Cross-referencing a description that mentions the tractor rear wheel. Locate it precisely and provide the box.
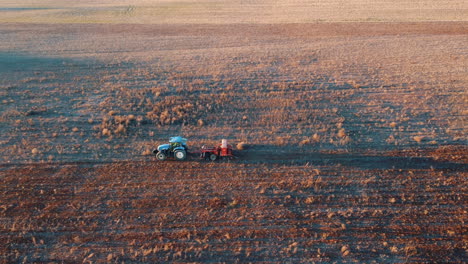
[156,152,166,161]
[175,150,187,161]
[209,153,217,161]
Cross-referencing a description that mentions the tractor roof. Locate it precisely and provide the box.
[169,136,187,144]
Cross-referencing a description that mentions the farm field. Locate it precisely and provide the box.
[1,0,467,24]
[1,1,467,262]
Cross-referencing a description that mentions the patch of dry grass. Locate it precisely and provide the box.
[0,22,466,164]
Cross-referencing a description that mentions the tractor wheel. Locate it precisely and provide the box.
[174,150,187,161]
[209,153,217,161]
[156,152,166,161]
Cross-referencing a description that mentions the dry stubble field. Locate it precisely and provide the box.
[1,1,467,263]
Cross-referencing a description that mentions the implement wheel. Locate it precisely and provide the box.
[209,153,217,161]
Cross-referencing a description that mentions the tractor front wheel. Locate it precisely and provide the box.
[156,152,166,161]
[174,150,187,161]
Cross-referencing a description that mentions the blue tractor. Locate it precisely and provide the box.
[153,136,188,161]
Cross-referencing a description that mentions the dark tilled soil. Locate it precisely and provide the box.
[1,154,467,263]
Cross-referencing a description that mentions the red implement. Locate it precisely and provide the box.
[200,139,235,161]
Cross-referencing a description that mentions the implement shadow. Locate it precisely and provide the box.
[236,144,467,171]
